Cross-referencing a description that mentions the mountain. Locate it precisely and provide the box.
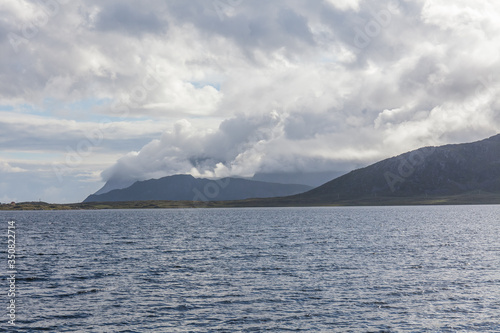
[250,171,347,187]
[83,175,312,203]
[92,177,136,196]
[287,134,500,205]
[93,171,348,197]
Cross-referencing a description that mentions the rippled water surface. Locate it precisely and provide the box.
[2,206,500,332]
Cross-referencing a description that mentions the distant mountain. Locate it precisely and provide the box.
[93,171,348,197]
[83,175,312,203]
[92,177,136,196]
[250,170,347,187]
[288,134,500,204]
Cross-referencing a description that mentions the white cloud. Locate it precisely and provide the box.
[0,111,170,150]
[324,0,361,12]
[0,162,25,173]
[421,1,500,32]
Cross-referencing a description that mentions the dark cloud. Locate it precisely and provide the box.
[284,112,340,140]
[164,0,317,59]
[94,2,167,36]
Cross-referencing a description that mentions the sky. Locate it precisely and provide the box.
[1,0,500,203]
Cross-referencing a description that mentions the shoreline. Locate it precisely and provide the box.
[2,192,500,210]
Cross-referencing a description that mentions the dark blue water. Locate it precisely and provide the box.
[2,206,500,332]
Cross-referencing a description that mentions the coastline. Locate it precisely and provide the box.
[2,191,500,210]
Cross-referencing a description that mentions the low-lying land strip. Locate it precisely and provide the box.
[2,191,500,210]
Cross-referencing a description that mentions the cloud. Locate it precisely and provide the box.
[324,0,361,12]
[94,2,167,36]
[2,0,500,202]
[100,111,385,185]
[0,161,25,173]
[0,111,168,152]
[101,112,286,182]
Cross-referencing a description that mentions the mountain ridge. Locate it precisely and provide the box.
[286,133,500,204]
[83,175,312,203]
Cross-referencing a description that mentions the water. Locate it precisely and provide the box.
[2,206,500,332]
